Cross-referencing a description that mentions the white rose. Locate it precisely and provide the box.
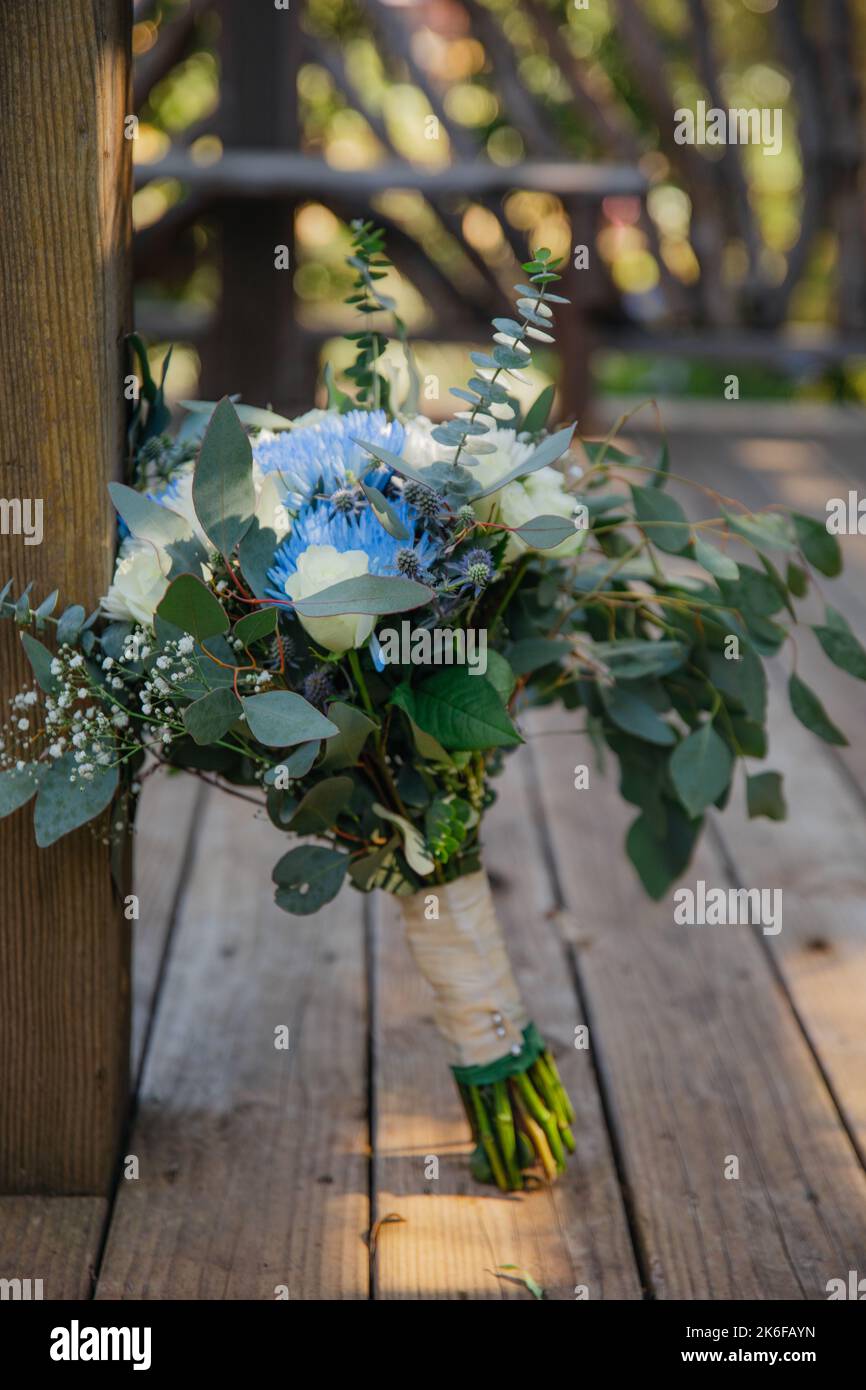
[101,539,170,626]
[284,544,374,653]
[497,466,586,561]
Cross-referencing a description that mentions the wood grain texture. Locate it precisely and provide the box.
[0,0,132,1193]
[529,707,866,1298]
[0,1196,106,1299]
[372,749,642,1301]
[95,789,370,1300]
[0,767,202,1296]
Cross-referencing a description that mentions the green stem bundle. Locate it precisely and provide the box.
[460,1051,576,1192]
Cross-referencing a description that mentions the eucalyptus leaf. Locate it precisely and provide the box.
[21,633,59,692]
[34,755,118,847]
[238,518,279,599]
[669,722,733,818]
[242,691,339,748]
[234,605,279,648]
[812,608,866,680]
[287,776,354,834]
[318,701,377,771]
[692,536,739,581]
[182,687,242,745]
[192,396,255,557]
[602,686,676,746]
[292,574,433,618]
[793,512,841,577]
[180,398,293,430]
[630,485,690,554]
[361,481,410,540]
[472,426,576,501]
[156,574,229,641]
[511,514,577,550]
[0,763,45,818]
[272,845,349,915]
[723,509,794,553]
[746,771,787,821]
[788,672,847,746]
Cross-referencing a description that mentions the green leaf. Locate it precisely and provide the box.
[483,650,516,706]
[272,845,349,915]
[626,804,700,900]
[593,639,687,680]
[242,691,339,748]
[601,686,675,746]
[391,670,522,751]
[630,485,690,554]
[109,482,198,554]
[322,362,353,412]
[291,574,433,618]
[510,514,577,550]
[472,426,576,500]
[349,835,399,891]
[182,687,242,745]
[793,512,842,577]
[723,509,794,552]
[406,715,452,765]
[192,396,255,557]
[704,648,766,723]
[56,604,86,646]
[238,518,278,599]
[786,561,808,598]
[287,776,354,834]
[521,384,555,434]
[234,605,279,649]
[373,802,436,875]
[505,637,570,674]
[812,607,866,680]
[746,771,786,821]
[495,1266,545,1301]
[20,633,58,692]
[0,763,44,818]
[361,481,410,540]
[788,672,847,746]
[180,398,294,431]
[33,755,118,847]
[156,574,229,642]
[669,722,734,817]
[648,439,671,488]
[318,701,377,771]
[352,437,439,490]
[692,536,739,581]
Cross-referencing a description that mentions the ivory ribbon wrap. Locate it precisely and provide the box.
[398,869,529,1069]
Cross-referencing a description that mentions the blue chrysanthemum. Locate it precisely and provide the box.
[254,410,403,511]
[266,499,441,602]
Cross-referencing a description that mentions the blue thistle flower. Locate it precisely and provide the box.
[266,499,442,602]
[454,547,495,595]
[254,410,403,512]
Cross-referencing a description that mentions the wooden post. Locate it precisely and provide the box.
[0,1,132,1193]
[200,1,316,414]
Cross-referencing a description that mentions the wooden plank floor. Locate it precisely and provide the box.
[1,411,865,1300]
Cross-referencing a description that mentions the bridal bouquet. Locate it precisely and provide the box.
[1,224,860,1191]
